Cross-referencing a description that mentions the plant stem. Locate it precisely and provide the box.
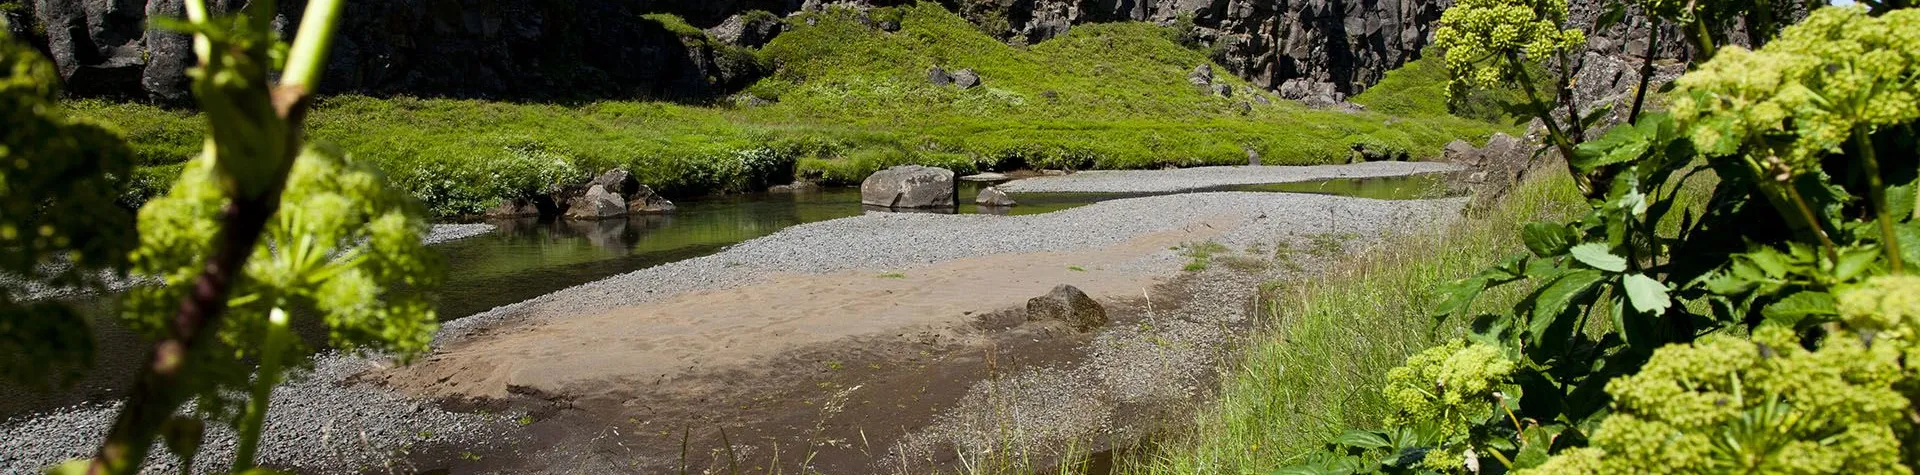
[1857,127,1904,273]
[86,0,341,472]
[280,0,345,91]
[231,308,292,470]
[1627,18,1662,124]
[1508,53,1587,194]
[1784,180,1841,263]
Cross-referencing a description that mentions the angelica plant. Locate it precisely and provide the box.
[1433,0,1588,179]
[5,0,448,473]
[1380,340,1516,471]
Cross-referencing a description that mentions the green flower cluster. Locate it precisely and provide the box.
[1520,326,1910,474]
[1669,7,1920,174]
[127,143,442,387]
[1432,0,1587,92]
[1382,340,1516,470]
[1839,275,1920,378]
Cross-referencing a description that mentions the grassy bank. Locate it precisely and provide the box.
[71,3,1514,218]
[1138,173,1585,474]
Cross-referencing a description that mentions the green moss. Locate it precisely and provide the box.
[641,13,706,39]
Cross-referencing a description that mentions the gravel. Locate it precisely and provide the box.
[422,224,495,245]
[997,162,1464,193]
[2,168,1463,473]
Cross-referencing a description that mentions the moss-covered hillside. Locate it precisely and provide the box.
[75,3,1514,218]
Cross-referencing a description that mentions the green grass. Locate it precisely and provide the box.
[1139,172,1586,474]
[69,3,1516,218]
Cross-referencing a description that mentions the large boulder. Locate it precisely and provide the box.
[861,165,956,209]
[1026,284,1107,332]
[588,168,640,195]
[1449,133,1535,215]
[564,185,628,220]
[705,11,783,48]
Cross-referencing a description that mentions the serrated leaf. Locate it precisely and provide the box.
[1432,276,1489,320]
[1529,270,1606,343]
[1334,430,1392,450]
[1761,291,1838,327]
[1621,273,1671,314]
[1522,222,1575,257]
[1513,425,1560,468]
[1569,243,1627,272]
[1833,245,1880,282]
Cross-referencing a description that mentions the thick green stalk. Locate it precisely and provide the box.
[231,308,293,471]
[281,0,346,92]
[85,0,343,472]
[1508,53,1588,195]
[1856,127,1904,273]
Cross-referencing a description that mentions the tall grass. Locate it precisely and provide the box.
[1138,172,1586,474]
[69,3,1515,218]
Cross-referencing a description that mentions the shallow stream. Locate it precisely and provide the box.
[0,173,1450,419]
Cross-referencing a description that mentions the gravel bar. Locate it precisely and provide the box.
[997,161,1464,193]
[2,165,1462,473]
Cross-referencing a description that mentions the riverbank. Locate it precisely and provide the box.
[0,164,1471,474]
[70,3,1514,218]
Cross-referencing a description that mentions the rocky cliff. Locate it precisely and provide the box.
[8,0,1791,106]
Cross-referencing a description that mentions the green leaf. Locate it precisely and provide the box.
[1333,430,1392,450]
[1432,276,1489,319]
[1529,270,1606,342]
[1513,425,1561,468]
[1569,243,1627,272]
[43,460,89,475]
[1833,245,1880,282]
[1761,291,1838,327]
[1621,273,1671,314]
[1522,222,1575,257]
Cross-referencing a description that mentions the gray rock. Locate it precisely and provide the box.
[861,165,956,209]
[1026,284,1107,332]
[1443,140,1480,165]
[627,184,677,214]
[1247,148,1262,166]
[975,186,1016,207]
[706,11,783,48]
[952,68,981,89]
[565,185,628,220]
[1210,83,1232,98]
[768,181,822,193]
[1187,64,1213,86]
[959,172,1009,182]
[589,168,639,196]
[929,66,953,87]
[1252,94,1271,106]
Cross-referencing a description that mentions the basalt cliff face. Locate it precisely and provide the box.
[7,0,1786,106]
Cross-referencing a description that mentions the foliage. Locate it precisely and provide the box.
[1269,5,1920,475]
[3,0,443,472]
[77,3,1514,217]
[0,27,137,387]
[1143,172,1586,474]
[1519,326,1910,474]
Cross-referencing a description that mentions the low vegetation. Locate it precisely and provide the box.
[1146,3,1920,474]
[71,3,1514,217]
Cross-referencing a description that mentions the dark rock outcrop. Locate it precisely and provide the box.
[626,184,677,214]
[1026,284,1107,332]
[861,165,956,209]
[26,0,791,102]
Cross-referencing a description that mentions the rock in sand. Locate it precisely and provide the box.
[1027,284,1107,332]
